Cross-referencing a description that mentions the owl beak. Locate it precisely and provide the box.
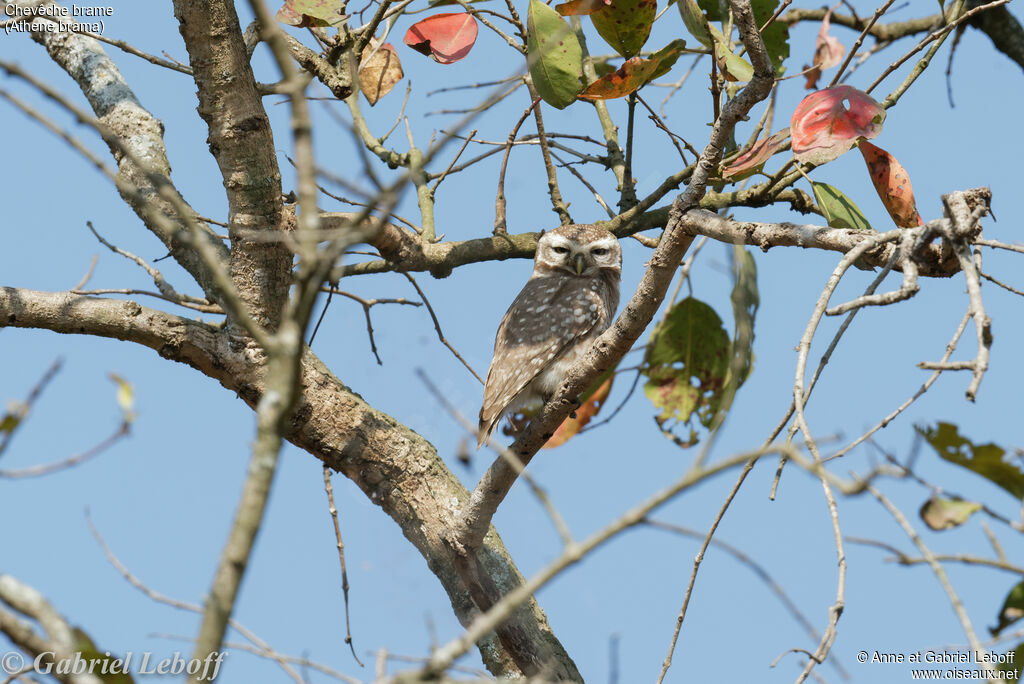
[573,254,586,275]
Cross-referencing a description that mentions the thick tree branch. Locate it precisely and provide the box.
[333,206,965,282]
[453,0,777,577]
[0,574,102,684]
[173,0,292,330]
[782,3,1024,75]
[2,1,229,300]
[0,288,577,679]
[967,0,1024,71]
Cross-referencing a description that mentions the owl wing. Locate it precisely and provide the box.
[478,276,604,446]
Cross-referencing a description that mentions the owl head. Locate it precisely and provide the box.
[533,224,622,278]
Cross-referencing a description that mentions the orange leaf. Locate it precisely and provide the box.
[543,376,614,448]
[722,128,789,180]
[790,85,884,166]
[403,13,478,64]
[859,141,923,228]
[359,40,404,106]
[554,0,610,16]
[578,40,684,100]
[804,6,845,90]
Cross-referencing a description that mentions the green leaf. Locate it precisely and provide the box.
[919,497,982,531]
[0,405,24,433]
[918,422,1024,500]
[73,627,135,684]
[677,0,711,47]
[697,0,727,20]
[751,0,788,73]
[992,583,1024,637]
[760,19,789,74]
[707,24,753,82]
[527,0,584,109]
[812,182,873,231]
[591,0,657,58]
[729,245,758,387]
[642,297,731,438]
[997,643,1022,681]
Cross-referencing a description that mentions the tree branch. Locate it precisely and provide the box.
[172,0,292,330]
[0,288,577,679]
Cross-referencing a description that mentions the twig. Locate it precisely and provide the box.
[525,81,572,225]
[0,422,129,479]
[0,359,62,460]
[551,151,614,218]
[73,254,99,290]
[866,485,986,657]
[416,369,573,546]
[323,466,363,666]
[495,98,541,234]
[828,0,898,87]
[84,511,306,684]
[431,129,477,192]
[980,270,1024,298]
[421,448,773,677]
[825,312,971,462]
[401,273,484,385]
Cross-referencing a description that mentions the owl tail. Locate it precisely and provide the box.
[476,413,498,450]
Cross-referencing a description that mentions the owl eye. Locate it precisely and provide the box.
[591,247,609,256]
[552,246,570,254]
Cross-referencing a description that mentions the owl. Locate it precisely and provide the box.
[477,224,622,448]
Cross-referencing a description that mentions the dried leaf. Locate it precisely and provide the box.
[858,141,923,228]
[554,0,610,16]
[543,374,614,448]
[527,0,584,109]
[359,40,403,105]
[790,85,885,166]
[275,0,346,27]
[109,372,136,425]
[590,0,657,58]
[804,6,845,90]
[403,12,478,64]
[722,128,789,180]
[919,497,982,531]
[578,39,685,100]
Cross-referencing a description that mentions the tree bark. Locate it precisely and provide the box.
[0,287,582,680]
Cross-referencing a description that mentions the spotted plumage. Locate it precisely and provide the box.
[477,224,622,448]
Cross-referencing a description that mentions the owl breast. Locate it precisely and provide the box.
[477,224,622,448]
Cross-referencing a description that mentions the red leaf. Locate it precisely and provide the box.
[543,376,614,448]
[722,128,789,180]
[790,85,885,166]
[403,13,478,64]
[554,0,610,16]
[859,141,923,228]
[804,6,845,90]
[578,39,684,100]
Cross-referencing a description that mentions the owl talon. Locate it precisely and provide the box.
[565,395,581,419]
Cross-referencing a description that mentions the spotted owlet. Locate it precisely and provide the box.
[477,224,622,448]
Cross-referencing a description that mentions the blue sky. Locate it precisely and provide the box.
[2,1,1023,682]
